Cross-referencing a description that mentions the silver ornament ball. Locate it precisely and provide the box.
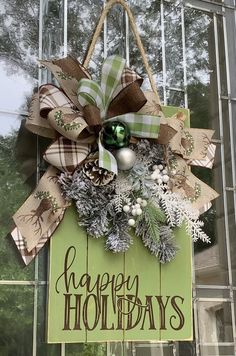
[115,147,136,170]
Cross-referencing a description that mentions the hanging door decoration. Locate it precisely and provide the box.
[11,0,218,343]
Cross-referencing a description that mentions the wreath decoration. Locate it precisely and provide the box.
[11,53,219,265]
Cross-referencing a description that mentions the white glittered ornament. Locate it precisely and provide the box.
[115,147,136,170]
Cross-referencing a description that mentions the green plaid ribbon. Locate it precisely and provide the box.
[106,114,160,138]
[77,55,161,174]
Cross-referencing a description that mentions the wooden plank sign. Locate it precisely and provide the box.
[47,106,193,343]
[47,209,192,343]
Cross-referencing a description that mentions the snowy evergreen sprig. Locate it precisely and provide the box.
[158,226,178,263]
[154,191,209,243]
[105,213,133,252]
[58,139,211,264]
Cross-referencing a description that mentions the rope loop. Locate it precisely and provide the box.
[83,0,160,103]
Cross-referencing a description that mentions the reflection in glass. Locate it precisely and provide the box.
[129,0,162,90]
[0,1,38,112]
[0,286,34,355]
[164,2,184,88]
[167,90,184,107]
[183,9,234,286]
[0,117,35,279]
[66,342,106,356]
[196,287,230,299]
[42,0,64,59]
[37,286,61,355]
[68,0,103,77]
[197,301,233,343]
[132,342,174,356]
[200,345,235,356]
[185,9,212,91]
[106,5,125,57]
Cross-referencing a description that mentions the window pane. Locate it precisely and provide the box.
[196,301,233,343]
[184,9,234,286]
[0,1,38,112]
[200,345,235,356]
[37,286,61,355]
[0,286,34,355]
[68,0,103,78]
[66,342,106,355]
[164,2,184,88]
[0,115,35,279]
[42,0,64,59]
[129,0,162,91]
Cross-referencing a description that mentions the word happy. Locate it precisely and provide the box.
[55,246,185,332]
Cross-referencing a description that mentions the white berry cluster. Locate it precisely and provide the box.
[123,197,147,227]
[150,164,170,185]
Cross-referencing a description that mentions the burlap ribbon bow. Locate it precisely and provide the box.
[11,56,218,265]
[11,55,162,263]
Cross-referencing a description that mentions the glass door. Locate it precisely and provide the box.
[1,0,236,355]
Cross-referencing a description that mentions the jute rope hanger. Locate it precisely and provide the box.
[83,0,161,104]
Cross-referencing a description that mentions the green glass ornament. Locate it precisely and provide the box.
[102,121,131,149]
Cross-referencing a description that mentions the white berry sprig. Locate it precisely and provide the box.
[123,197,148,227]
[150,164,170,185]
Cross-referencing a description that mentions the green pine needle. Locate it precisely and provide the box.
[148,201,166,224]
[142,201,167,243]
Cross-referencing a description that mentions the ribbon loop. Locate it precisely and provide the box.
[77,78,104,112]
[107,81,147,118]
[26,92,56,138]
[41,57,89,109]
[52,55,91,81]
[100,55,126,114]
[47,107,89,142]
[26,84,75,139]
[98,135,118,174]
[83,105,102,129]
[44,137,91,173]
[39,84,74,118]
[112,67,143,99]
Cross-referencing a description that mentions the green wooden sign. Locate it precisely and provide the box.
[47,207,192,343]
[47,105,192,343]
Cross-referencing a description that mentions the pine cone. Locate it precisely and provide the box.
[83,159,115,186]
